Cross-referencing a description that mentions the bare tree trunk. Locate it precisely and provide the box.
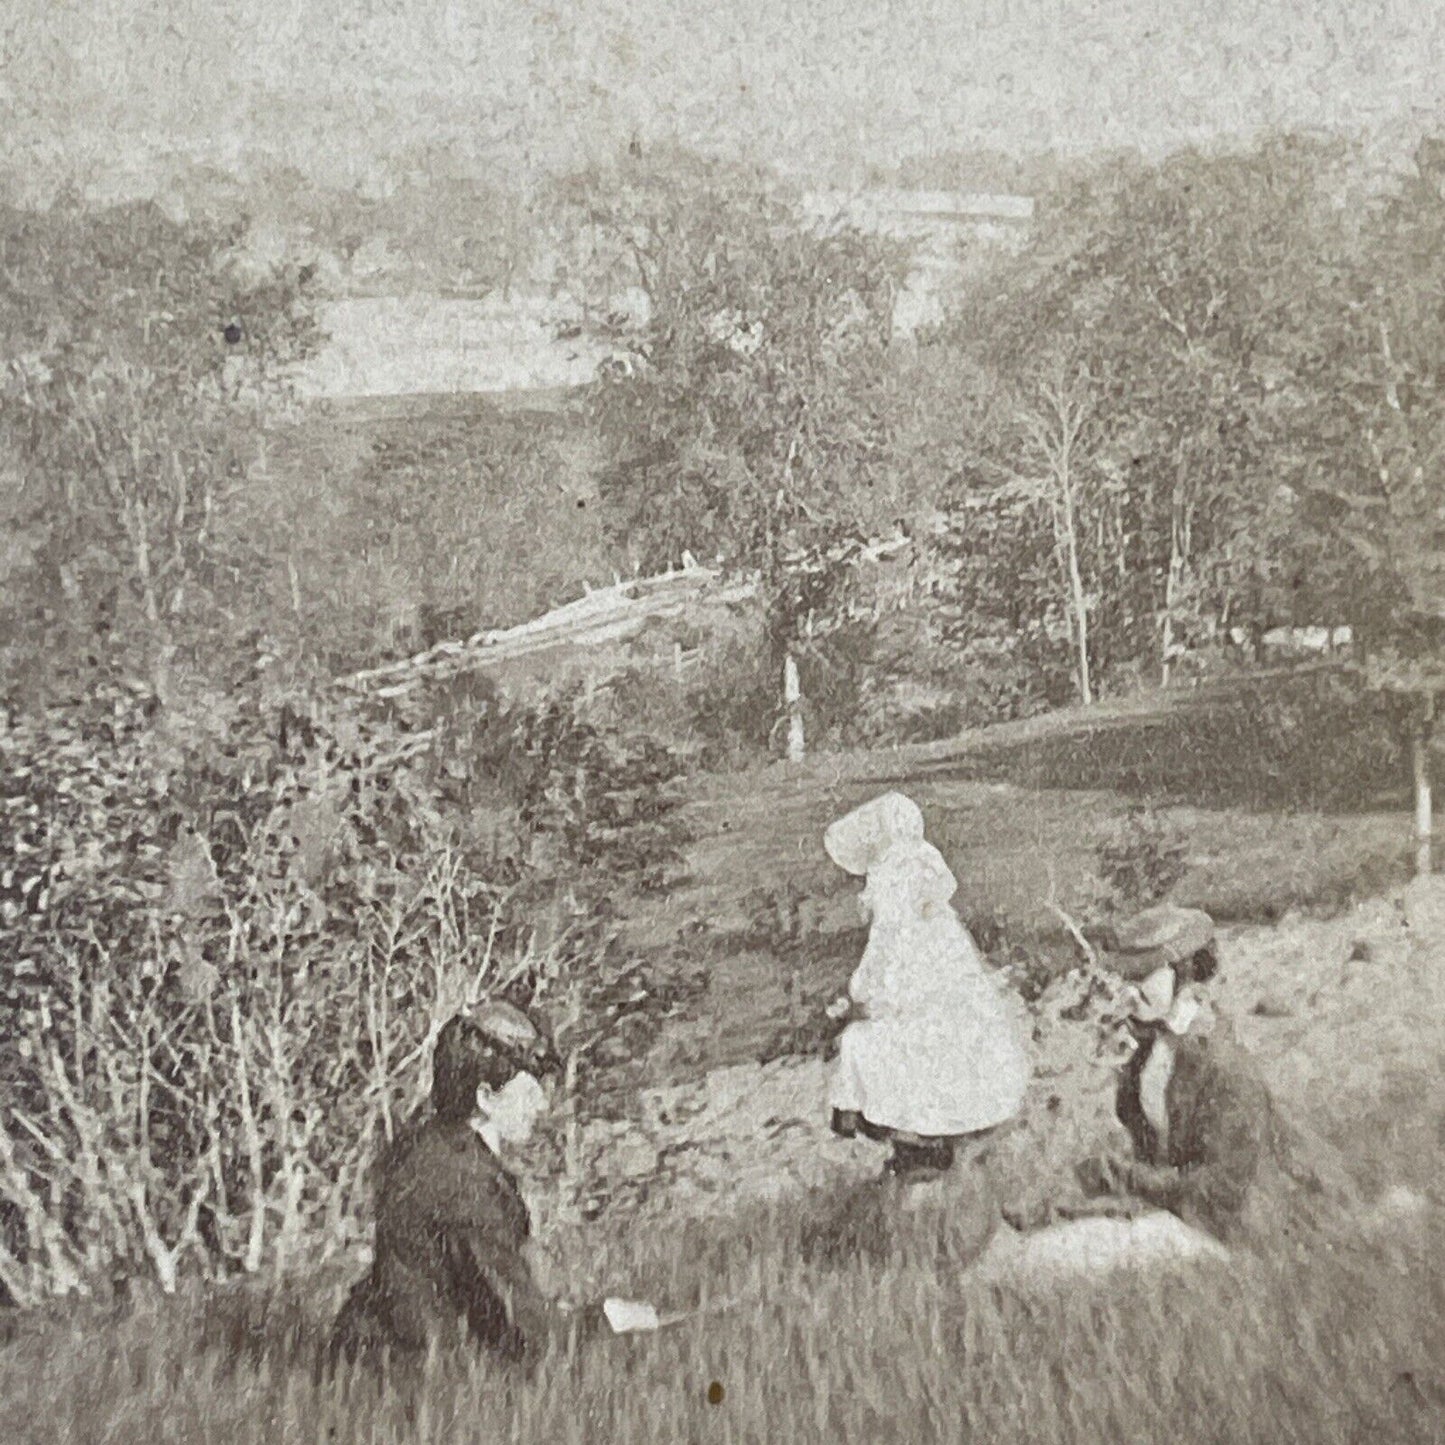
[784,653,805,761]
[1051,417,1092,708]
[1062,502,1093,707]
[1023,362,1097,708]
[287,551,303,619]
[1161,517,1182,688]
[1160,456,1191,689]
[1161,568,1177,689]
[1413,695,1435,877]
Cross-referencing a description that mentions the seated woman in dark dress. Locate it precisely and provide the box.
[328,1003,601,1374]
[1077,906,1358,1247]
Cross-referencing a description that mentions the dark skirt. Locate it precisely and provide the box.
[834,1107,1003,1176]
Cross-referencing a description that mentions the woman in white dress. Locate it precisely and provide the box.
[824,792,1032,1178]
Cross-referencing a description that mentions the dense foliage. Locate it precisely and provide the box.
[924,137,1357,704]
[260,406,619,672]
[909,135,1445,852]
[0,197,696,1300]
[0,199,320,702]
[576,151,909,722]
[0,668,689,1302]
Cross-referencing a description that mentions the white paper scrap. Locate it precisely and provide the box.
[603,1297,662,1334]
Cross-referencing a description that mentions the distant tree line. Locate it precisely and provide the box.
[573,133,1445,857]
[7,136,1442,797]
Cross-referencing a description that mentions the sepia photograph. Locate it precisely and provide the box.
[3,2,1445,1440]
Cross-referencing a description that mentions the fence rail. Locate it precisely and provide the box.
[335,537,911,701]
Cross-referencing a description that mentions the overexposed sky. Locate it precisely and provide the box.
[5,0,1445,183]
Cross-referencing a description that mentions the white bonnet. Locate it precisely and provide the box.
[823,792,926,876]
[864,837,959,914]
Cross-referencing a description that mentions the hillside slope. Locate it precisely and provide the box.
[622,670,1423,1085]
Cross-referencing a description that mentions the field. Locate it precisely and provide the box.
[6,667,1445,1443]
[4,1187,1445,1445]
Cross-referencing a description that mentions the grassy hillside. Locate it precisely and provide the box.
[4,659,1443,1444]
[608,668,1421,1089]
[6,874,1445,1445]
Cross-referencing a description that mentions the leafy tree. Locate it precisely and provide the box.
[0,199,320,703]
[901,348,1073,718]
[1000,357,1117,706]
[939,138,1353,694]
[1282,138,1445,872]
[930,345,1128,709]
[1057,137,1353,681]
[576,150,909,743]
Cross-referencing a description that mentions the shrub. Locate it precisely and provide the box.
[506,694,690,898]
[1094,805,1189,914]
[0,668,692,1304]
[0,195,699,1306]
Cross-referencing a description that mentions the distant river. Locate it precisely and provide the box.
[294,294,622,400]
[292,200,1021,401]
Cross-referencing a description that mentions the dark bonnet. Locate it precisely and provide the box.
[431,1003,560,1119]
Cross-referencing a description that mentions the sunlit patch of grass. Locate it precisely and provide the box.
[7,1190,1443,1445]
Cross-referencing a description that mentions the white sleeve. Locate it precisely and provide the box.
[848,936,894,1014]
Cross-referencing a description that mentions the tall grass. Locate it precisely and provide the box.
[5,1185,1441,1445]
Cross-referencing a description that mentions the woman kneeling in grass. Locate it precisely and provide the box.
[1076,906,1369,1250]
[328,1003,603,1376]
